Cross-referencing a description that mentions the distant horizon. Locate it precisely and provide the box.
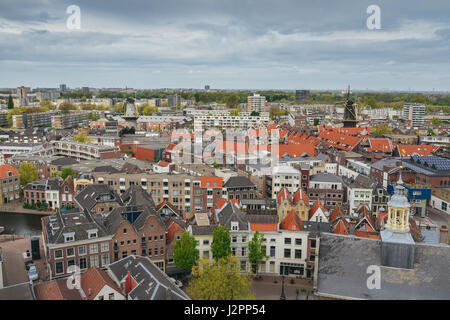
[1,85,449,94]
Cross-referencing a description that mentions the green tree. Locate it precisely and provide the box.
[7,94,14,109]
[229,108,241,116]
[59,102,77,114]
[61,168,74,180]
[173,231,199,272]
[372,124,392,137]
[226,93,239,107]
[427,128,437,136]
[40,99,54,111]
[430,117,443,125]
[313,118,320,126]
[248,231,268,277]
[367,97,378,108]
[410,95,427,104]
[18,162,38,186]
[187,256,254,300]
[250,111,260,116]
[73,132,93,143]
[211,225,232,261]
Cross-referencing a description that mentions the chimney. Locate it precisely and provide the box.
[439,225,448,245]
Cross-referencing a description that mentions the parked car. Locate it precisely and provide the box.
[25,260,34,271]
[28,264,39,281]
[169,277,183,288]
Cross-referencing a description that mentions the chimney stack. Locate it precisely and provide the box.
[439,225,448,245]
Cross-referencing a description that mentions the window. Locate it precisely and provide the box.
[79,257,87,270]
[232,236,237,243]
[55,262,64,275]
[442,202,448,211]
[160,235,164,240]
[284,249,291,258]
[232,247,236,255]
[310,239,316,248]
[241,247,246,257]
[160,247,164,255]
[133,239,137,244]
[54,249,63,259]
[90,255,99,267]
[240,260,247,271]
[66,248,75,257]
[101,242,109,252]
[295,249,302,259]
[127,240,131,245]
[241,236,246,243]
[78,246,86,256]
[295,238,302,246]
[123,228,127,234]
[231,222,239,231]
[203,250,209,259]
[203,240,209,245]
[148,248,152,256]
[109,293,115,300]
[67,260,75,268]
[284,238,291,245]
[270,246,275,257]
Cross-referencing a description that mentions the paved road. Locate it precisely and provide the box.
[250,275,315,300]
[0,235,47,287]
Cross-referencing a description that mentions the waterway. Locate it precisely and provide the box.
[0,211,46,236]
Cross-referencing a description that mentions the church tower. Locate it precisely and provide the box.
[385,173,411,233]
[380,170,415,269]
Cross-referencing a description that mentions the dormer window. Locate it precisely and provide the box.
[88,229,98,239]
[64,232,75,243]
[231,222,239,231]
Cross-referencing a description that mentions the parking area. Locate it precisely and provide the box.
[0,235,48,286]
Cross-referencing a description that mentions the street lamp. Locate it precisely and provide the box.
[280,274,286,300]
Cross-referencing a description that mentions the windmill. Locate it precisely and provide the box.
[335,85,359,128]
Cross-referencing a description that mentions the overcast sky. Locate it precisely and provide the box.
[0,0,449,91]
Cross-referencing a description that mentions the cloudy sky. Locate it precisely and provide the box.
[0,0,449,91]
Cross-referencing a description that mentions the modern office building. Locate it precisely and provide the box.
[247,93,266,113]
[168,94,181,107]
[295,90,310,101]
[403,103,426,127]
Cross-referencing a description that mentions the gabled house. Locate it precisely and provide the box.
[107,255,190,300]
[308,200,329,223]
[277,187,309,222]
[74,184,123,216]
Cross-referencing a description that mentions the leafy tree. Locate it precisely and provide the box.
[40,99,54,111]
[313,118,320,126]
[248,231,268,277]
[410,95,427,104]
[229,108,241,116]
[211,225,232,261]
[7,94,14,109]
[250,111,260,116]
[18,162,38,186]
[73,132,93,143]
[226,93,239,107]
[187,256,254,300]
[367,97,377,108]
[372,124,392,137]
[173,231,199,271]
[61,168,74,180]
[427,128,436,136]
[430,117,443,125]
[59,102,77,114]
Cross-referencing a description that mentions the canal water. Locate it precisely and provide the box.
[0,212,46,236]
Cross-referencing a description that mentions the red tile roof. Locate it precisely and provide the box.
[200,176,223,188]
[329,206,345,222]
[280,209,303,231]
[396,144,439,157]
[270,144,317,158]
[367,138,394,153]
[215,198,228,210]
[249,223,278,231]
[309,199,327,220]
[332,219,349,235]
[292,189,309,205]
[318,131,362,151]
[81,267,122,300]
[0,164,18,178]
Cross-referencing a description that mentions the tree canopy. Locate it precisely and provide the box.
[18,162,38,186]
[372,124,393,137]
[61,168,74,180]
[211,225,232,261]
[187,256,254,300]
[173,231,199,271]
[248,230,267,276]
[73,132,93,143]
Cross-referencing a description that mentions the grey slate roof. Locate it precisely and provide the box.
[74,184,122,212]
[247,214,279,224]
[50,157,79,166]
[120,185,156,209]
[316,233,450,300]
[43,208,109,245]
[217,202,248,231]
[309,173,343,183]
[224,176,256,188]
[107,255,190,300]
[190,225,217,236]
[0,281,34,300]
